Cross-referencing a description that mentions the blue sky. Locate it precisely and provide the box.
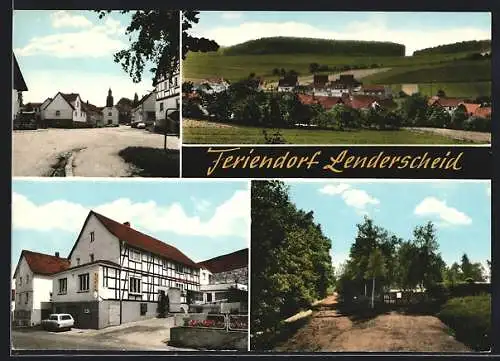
[284,180,491,274]
[13,10,155,104]
[190,11,491,56]
[12,180,250,276]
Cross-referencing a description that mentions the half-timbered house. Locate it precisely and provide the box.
[50,210,200,329]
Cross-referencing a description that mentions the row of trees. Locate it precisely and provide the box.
[309,62,382,74]
[251,181,334,348]
[183,75,491,132]
[336,217,488,308]
[413,40,491,56]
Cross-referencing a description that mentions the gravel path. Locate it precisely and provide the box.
[13,126,180,177]
[405,127,491,144]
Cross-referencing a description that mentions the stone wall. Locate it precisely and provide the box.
[211,267,248,285]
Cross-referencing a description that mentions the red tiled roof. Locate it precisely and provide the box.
[350,95,378,109]
[19,250,70,276]
[315,96,344,110]
[362,85,385,92]
[298,93,316,105]
[92,211,199,268]
[460,103,481,115]
[429,97,465,108]
[474,106,491,118]
[198,248,248,274]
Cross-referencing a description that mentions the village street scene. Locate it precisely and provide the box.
[182,11,491,144]
[11,180,249,351]
[251,180,491,352]
[12,10,181,177]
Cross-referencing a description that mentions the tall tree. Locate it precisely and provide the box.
[133,93,139,106]
[412,221,445,289]
[365,248,386,309]
[96,11,218,84]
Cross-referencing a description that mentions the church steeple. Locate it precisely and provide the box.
[106,88,114,107]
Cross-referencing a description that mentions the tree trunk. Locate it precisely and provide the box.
[364,282,367,297]
[371,277,375,309]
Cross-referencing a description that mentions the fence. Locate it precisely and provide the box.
[183,313,248,332]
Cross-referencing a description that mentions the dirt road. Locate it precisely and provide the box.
[405,127,490,144]
[13,126,180,177]
[275,294,470,352]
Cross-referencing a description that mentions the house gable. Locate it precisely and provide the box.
[67,212,120,267]
[43,93,76,120]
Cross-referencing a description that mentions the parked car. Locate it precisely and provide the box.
[41,313,74,331]
[136,122,146,129]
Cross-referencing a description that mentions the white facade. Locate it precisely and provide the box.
[54,213,200,306]
[155,71,180,122]
[102,106,119,126]
[200,267,212,286]
[200,283,248,304]
[12,90,19,120]
[39,98,52,120]
[43,93,87,123]
[277,86,295,92]
[131,92,156,125]
[13,257,53,326]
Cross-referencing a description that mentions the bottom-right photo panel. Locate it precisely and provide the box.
[250,180,491,353]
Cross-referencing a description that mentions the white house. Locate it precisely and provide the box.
[101,88,119,126]
[50,210,200,329]
[12,250,70,326]
[131,91,156,127]
[154,69,180,130]
[13,54,28,121]
[43,92,87,127]
[277,75,299,92]
[198,249,248,305]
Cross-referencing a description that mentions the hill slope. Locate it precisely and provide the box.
[223,37,405,57]
[413,40,491,56]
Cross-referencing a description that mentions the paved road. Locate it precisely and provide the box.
[11,329,189,351]
[13,126,180,177]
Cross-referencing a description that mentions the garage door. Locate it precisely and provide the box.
[108,304,120,326]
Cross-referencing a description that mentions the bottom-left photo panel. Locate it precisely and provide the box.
[11,179,250,352]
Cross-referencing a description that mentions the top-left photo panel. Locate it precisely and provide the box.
[12,10,181,178]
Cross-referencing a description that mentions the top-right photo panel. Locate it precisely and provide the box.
[182,11,491,145]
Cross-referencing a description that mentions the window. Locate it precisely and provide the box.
[26,275,29,283]
[103,267,109,287]
[76,258,80,266]
[58,278,67,294]
[206,293,212,302]
[129,277,141,294]
[55,110,60,116]
[174,77,178,87]
[108,112,112,116]
[90,231,95,242]
[130,249,141,262]
[159,102,164,111]
[19,276,22,286]
[90,254,94,262]
[61,315,72,321]
[78,273,90,292]
[25,293,29,304]
[162,259,168,269]
[203,273,206,280]
[175,264,183,274]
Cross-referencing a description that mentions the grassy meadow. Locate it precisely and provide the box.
[182,119,474,145]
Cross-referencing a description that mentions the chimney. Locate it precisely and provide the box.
[55,252,60,258]
[123,222,130,227]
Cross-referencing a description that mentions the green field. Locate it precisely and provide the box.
[183,50,477,82]
[362,60,491,84]
[389,81,491,98]
[183,121,473,145]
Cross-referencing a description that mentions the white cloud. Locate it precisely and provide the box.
[21,70,152,106]
[12,190,250,239]
[319,183,379,215]
[192,16,490,56]
[51,10,93,28]
[414,197,472,226]
[221,12,243,20]
[15,12,126,58]
[190,197,212,212]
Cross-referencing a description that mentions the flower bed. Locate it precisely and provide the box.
[184,318,226,329]
[229,316,248,331]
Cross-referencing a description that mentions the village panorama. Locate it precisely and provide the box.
[182,12,491,145]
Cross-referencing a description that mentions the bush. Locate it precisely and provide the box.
[437,295,491,351]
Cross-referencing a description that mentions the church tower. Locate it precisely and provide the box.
[106,88,114,107]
